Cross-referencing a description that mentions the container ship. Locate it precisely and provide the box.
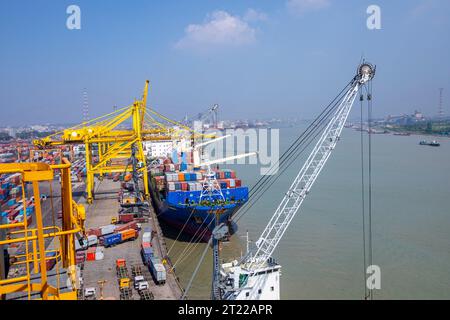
[148,158,248,241]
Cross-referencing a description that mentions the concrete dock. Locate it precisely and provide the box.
[79,178,183,300]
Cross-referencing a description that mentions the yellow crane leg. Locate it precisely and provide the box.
[31,181,49,300]
[85,142,94,204]
[136,141,149,199]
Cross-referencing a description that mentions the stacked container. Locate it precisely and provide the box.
[76,251,86,264]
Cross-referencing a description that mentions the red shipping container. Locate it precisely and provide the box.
[86,247,96,261]
[119,213,134,223]
[115,221,138,232]
[142,242,151,248]
[235,179,242,187]
[181,182,188,191]
[86,228,101,237]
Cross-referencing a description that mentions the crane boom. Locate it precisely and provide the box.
[218,62,375,300]
[250,75,362,268]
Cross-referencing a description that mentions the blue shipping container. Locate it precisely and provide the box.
[141,247,154,265]
[103,233,122,247]
[143,226,152,234]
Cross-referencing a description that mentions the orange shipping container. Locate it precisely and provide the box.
[116,258,126,268]
[120,229,137,241]
[177,173,184,181]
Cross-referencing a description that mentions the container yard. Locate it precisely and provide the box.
[0,152,184,300]
[77,178,182,300]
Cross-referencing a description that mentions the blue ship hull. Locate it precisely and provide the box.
[149,186,249,242]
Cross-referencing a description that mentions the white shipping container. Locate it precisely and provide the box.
[167,182,175,191]
[100,224,116,236]
[87,235,98,247]
[154,263,167,281]
[95,251,104,260]
[143,232,151,243]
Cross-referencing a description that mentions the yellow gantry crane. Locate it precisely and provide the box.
[33,81,207,204]
[0,159,85,300]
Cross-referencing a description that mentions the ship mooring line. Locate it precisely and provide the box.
[360,92,368,300]
[167,207,198,256]
[181,236,213,300]
[172,217,215,270]
[367,80,374,300]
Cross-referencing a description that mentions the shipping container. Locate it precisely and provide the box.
[142,231,152,243]
[86,247,96,261]
[149,257,166,284]
[115,221,138,232]
[87,235,98,247]
[100,224,116,236]
[118,213,134,223]
[95,246,104,260]
[86,228,102,237]
[103,233,122,247]
[141,245,154,265]
[120,229,137,241]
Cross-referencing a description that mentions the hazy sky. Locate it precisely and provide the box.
[1,0,449,126]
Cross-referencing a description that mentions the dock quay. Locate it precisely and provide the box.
[77,178,183,300]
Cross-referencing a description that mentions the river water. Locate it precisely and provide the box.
[164,125,450,299]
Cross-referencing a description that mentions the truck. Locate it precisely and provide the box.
[148,257,166,285]
[133,275,149,291]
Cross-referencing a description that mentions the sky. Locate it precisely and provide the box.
[0,0,449,126]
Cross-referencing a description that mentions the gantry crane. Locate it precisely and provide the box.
[33,81,209,204]
[0,159,85,300]
[216,63,376,300]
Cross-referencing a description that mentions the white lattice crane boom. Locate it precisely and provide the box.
[219,62,375,300]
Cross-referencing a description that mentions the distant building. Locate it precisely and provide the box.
[30,125,48,132]
[7,128,17,138]
[414,110,424,120]
[143,140,173,158]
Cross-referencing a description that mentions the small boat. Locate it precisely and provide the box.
[419,140,440,147]
[429,140,440,147]
[393,132,410,136]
